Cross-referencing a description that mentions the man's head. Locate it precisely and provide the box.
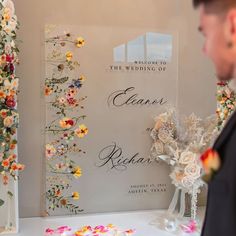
[193,0,236,81]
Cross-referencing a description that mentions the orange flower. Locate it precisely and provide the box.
[74,231,83,236]
[55,189,61,197]
[8,90,16,96]
[59,117,74,129]
[2,159,10,168]
[10,143,16,150]
[45,86,52,96]
[200,148,221,182]
[0,90,6,98]
[2,175,9,185]
[8,154,16,161]
[60,199,67,206]
[0,109,8,118]
[11,162,18,171]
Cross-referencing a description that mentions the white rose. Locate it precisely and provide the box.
[158,129,172,144]
[181,176,195,189]
[179,151,197,165]
[184,163,201,180]
[154,140,164,154]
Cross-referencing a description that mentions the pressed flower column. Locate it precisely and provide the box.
[45,28,88,215]
[0,0,24,233]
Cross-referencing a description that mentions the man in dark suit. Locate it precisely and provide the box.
[193,0,236,235]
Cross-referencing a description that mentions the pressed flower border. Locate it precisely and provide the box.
[45,28,88,215]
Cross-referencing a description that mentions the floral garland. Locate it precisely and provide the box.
[216,81,236,131]
[150,109,218,219]
[45,29,88,215]
[45,224,135,236]
[0,0,24,206]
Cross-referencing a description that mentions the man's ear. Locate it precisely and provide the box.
[226,9,236,45]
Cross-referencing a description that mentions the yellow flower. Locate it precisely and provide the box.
[107,224,115,229]
[79,75,86,82]
[75,231,83,236]
[72,191,80,200]
[66,51,73,61]
[80,226,92,232]
[75,37,85,48]
[73,166,82,178]
[3,12,10,21]
[75,124,88,138]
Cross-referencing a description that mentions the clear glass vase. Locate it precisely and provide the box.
[183,192,191,218]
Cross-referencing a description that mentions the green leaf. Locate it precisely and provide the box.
[7,191,13,198]
[0,199,5,207]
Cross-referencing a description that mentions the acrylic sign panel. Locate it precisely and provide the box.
[45,25,178,216]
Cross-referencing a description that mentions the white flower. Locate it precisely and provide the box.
[1,19,17,34]
[184,163,201,180]
[158,129,172,144]
[182,176,195,189]
[154,140,164,155]
[179,151,197,165]
[3,116,14,127]
[4,43,12,54]
[2,0,15,18]
[4,78,18,90]
[58,97,66,104]
[6,19,17,32]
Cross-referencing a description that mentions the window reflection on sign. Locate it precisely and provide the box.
[113,32,173,63]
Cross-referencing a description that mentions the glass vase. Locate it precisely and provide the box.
[0,178,18,234]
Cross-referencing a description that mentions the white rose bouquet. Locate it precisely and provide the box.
[150,109,218,219]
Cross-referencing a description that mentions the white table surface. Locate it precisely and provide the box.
[2,208,206,236]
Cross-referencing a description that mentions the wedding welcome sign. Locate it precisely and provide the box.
[44,25,178,216]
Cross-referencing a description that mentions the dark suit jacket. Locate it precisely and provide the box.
[201,111,236,236]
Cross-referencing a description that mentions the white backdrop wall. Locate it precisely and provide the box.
[14,0,216,217]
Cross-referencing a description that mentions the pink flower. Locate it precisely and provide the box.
[6,54,13,63]
[180,220,197,233]
[93,225,109,233]
[56,226,71,234]
[45,228,55,235]
[6,96,16,108]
